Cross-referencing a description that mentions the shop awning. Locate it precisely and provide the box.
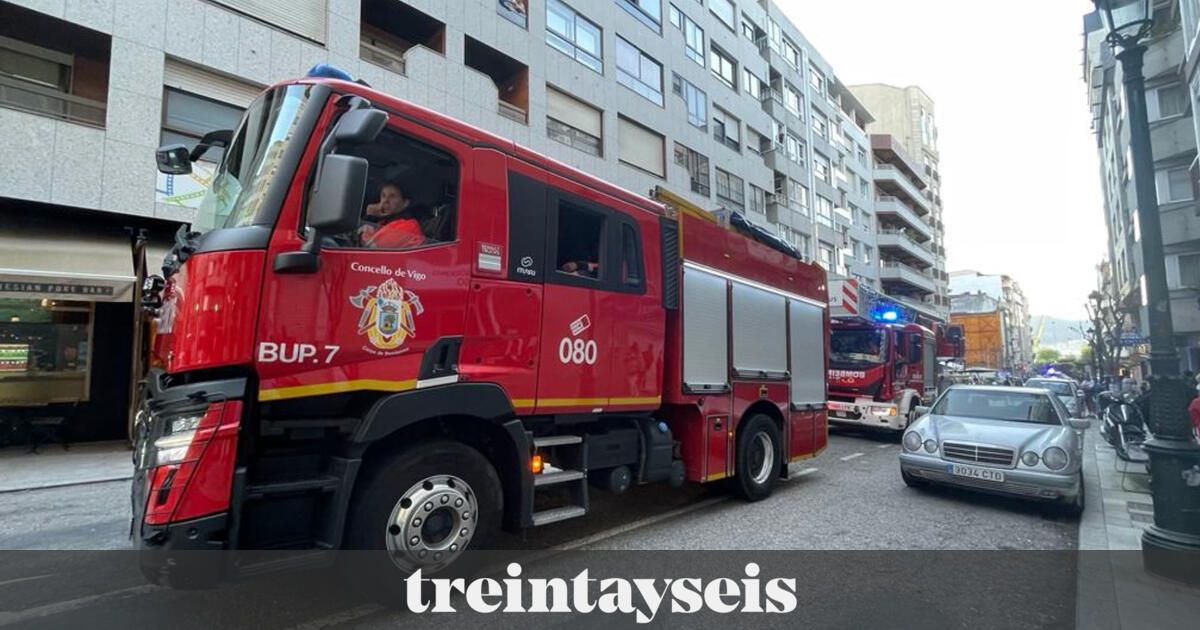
[0,217,138,302]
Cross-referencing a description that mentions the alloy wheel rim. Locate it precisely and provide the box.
[750,433,775,485]
[384,474,476,573]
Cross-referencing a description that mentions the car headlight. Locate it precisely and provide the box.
[1021,451,1040,467]
[923,439,938,453]
[903,431,922,451]
[1042,447,1069,471]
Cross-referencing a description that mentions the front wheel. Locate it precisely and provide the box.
[731,414,783,501]
[344,441,502,587]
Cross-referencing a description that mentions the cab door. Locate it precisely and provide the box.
[255,116,474,402]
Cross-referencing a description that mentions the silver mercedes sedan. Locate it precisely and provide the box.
[898,386,1090,514]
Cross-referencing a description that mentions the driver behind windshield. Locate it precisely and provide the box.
[359,182,427,249]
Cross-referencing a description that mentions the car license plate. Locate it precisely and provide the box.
[947,464,1005,483]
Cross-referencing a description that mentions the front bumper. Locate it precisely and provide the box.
[899,451,1081,502]
[828,401,905,431]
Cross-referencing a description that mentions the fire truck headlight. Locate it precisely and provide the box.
[903,431,922,452]
[153,432,195,466]
[169,414,204,434]
[922,439,938,454]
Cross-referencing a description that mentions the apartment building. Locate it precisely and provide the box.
[949,270,1034,372]
[0,0,882,439]
[1084,4,1200,371]
[849,83,950,320]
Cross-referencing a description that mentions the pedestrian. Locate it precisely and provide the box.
[1190,383,1200,445]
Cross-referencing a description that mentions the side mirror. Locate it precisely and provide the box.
[156,144,191,175]
[914,405,931,417]
[1068,417,1091,430]
[333,108,388,145]
[274,154,368,274]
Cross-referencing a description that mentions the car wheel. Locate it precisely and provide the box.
[901,469,927,488]
[1058,471,1085,517]
[731,414,783,502]
[343,440,502,597]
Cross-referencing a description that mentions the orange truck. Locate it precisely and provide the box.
[950,310,1003,370]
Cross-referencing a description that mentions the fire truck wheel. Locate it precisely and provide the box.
[732,414,783,502]
[343,440,502,584]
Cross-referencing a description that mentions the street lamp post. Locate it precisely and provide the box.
[1094,0,1200,584]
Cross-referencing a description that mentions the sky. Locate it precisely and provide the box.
[780,0,1105,320]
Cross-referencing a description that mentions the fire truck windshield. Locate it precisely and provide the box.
[830,328,887,365]
[192,84,314,233]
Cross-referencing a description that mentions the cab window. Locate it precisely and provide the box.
[555,201,605,280]
[621,222,643,288]
[324,128,459,249]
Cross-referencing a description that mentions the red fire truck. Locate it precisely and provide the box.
[825,280,936,432]
[132,75,830,583]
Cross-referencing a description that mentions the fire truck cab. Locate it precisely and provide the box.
[133,76,829,584]
[825,280,936,431]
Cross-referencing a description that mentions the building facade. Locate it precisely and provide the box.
[848,83,949,320]
[1084,4,1200,372]
[949,270,1034,373]
[0,0,885,439]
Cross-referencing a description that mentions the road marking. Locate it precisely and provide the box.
[840,452,864,462]
[0,574,53,588]
[794,467,819,477]
[553,496,728,551]
[0,584,159,626]
[877,443,893,449]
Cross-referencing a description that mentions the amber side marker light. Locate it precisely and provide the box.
[531,454,544,474]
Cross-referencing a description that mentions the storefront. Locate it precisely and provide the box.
[0,207,173,444]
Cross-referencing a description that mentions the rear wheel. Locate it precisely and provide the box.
[731,414,783,501]
[343,440,502,593]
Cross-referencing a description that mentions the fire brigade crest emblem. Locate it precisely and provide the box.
[349,278,424,351]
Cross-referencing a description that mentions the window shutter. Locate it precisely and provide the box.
[547,87,601,137]
[211,0,327,44]
[164,59,263,108]
[618,116,664,177]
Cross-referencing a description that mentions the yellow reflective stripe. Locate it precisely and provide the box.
[258,379,417,402]
[514,396,662,409]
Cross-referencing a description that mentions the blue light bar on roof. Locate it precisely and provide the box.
[305,63,354,81]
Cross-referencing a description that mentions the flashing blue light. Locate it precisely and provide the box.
[878,310,899,322]
[305,63,354,81]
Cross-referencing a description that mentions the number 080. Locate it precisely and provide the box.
[558,337,597,365]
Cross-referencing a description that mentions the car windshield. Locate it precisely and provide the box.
[1026,380,1074,397]
[830,328,887,365]
[931,389,1061,425]
[192,84,314,233]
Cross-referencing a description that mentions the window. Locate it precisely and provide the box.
[0,27,107,127]
[621,223,644,287]
[809,63,825,93]
[0,298,93,402]
[1179,253,1200,288]
[712,107,740,150]
[856,146,867,166]
[794,182,810,216]
[1156,166,1194,203]
[1151,83,1188,120]
[669,4,705,66]
[332,128,460,250]
[161,88,244,163]
[745,127,766,155]
[818,245,834,269]
[816,195,834,228]
[710,0,736,31]
[741,19,757,43]
[213,0,325,42]
[796,233,811,258]
[546,0,602,72]
[782,39,800,68]
[556,201,606,280]
[671,73,707,129]
[617,0,662,32]
[709,45,736,90]
[617,37,663,105]
[618,115,666,177]
[546,86,602,156]
[498,0,528,28]
[674,142,710,195]
[812,110,828,139]
[743,68,763,101]
[785,133,805,167]
[715,167,745,210]
[783,83,802,115]
[750,184,766,214]
[813,152,831,184]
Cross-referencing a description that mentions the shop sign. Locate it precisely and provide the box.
[0,281,115,297]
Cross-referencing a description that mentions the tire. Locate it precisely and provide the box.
[731,414,783,502]
[901,469,927,488]
[342,440,502,595]
[1059,471,1085,517]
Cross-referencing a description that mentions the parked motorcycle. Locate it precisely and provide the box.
[1100,391,1150,463]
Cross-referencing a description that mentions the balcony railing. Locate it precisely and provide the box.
[877,229,935,266]
[880,261,936,294]
[0,75,105,128]
[498,100,527,124]
[873,163,931,214]
[874,195,933,240]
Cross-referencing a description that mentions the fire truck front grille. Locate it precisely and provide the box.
[941,442,1015,467]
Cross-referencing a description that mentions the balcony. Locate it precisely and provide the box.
[874,196,933,240]
[880,261,936,295]
[465,35,528,125]
[360,0,446,76]
[876,229,935,268]
[873,163,931,214]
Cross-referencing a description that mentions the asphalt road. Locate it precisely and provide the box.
[0,430,1080,628]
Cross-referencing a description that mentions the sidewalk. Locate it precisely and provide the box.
[1075,419,1200,628]
[0,440,133,493]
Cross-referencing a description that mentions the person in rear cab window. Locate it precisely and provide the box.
[560,260,599,278]
[359,182,427,249]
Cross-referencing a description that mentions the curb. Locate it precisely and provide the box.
[1074,421,1123,629]
[0,475,133,495]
